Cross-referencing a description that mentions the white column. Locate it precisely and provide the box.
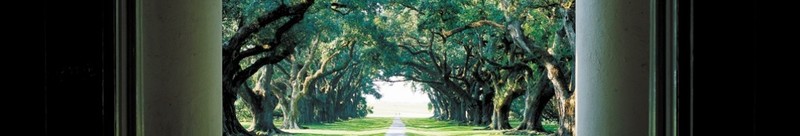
[138,0,221,135]
[576,0,650,135]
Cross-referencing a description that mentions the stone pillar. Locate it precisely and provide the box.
[576,0,650,135]
[138,0,221,135]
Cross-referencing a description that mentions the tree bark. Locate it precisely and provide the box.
[221,1,316,135]
[223,63,251,136]
[281,43,352,129]
[223,89,250,136]
[239,65,283,135]
[490,106,512,130]
[490,88,523,130]
[502,11,575,135]
[468,102,481,125]
[455,100,468,122]
[281,97,302,129]
[247,94,281,135]
[516,80,554,132]
[542,60,574,136]
[480,91,495,126]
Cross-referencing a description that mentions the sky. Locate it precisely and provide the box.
[366,77,433,118]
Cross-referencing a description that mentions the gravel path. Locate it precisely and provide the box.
[385,117,406,136]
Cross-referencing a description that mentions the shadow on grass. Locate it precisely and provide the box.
[242,117,393,135]
[241,117,556,136]
[401,117,557,136]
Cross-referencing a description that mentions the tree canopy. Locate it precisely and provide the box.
[221,0,575,135]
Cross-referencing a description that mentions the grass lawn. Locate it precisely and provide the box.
[540,123,559,133]
[240,121,252,129]
[241,117,393,135]
[401,117,557,136]
[402,117,503,135]
[402,118,487,131]
[297,117,394,131]
[240,117,557,136]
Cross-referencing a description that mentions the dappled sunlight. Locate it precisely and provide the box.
[401,117,552,136]
[280,129,386,136]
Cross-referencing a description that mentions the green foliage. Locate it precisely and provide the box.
[509,94,527,119]
[225,0,575,132]
[234,98,253,123]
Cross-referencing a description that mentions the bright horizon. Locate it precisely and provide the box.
[366,77,433,118]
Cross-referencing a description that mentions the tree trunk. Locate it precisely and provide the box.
[247,95,282,135]
[277,97,291,126]
[301,95,315,124]
[223,88,251,136]
[452,100,465,123]
[480,99,494,125]
[497,1,576,133]
[490,107,511,130]
[555,93,575,136]
[542,60,575,136]
[490,89,523,130]
[438,93,451,120]
[447,97,460,121]
[516,85,554,132]
[242,65,283,135]
[222,60,250,136]
[428,93,441,118]
[282,96,303,129]
[480,88,495,126]
[469,103,480,125]
[220,1,316,135]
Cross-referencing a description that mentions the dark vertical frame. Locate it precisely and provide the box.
[115,0,137,135]
[650,0,671,135]
[651,0,692,135]
[126,0,137,135]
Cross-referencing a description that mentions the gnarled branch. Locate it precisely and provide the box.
[438,20,505,38]
[224,0,315,56]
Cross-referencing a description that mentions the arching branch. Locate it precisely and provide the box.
[398,45,428,56]
[224,0,316,58]
[234,14,306,63]
[438,20,505,38]
[330,2,353,15]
